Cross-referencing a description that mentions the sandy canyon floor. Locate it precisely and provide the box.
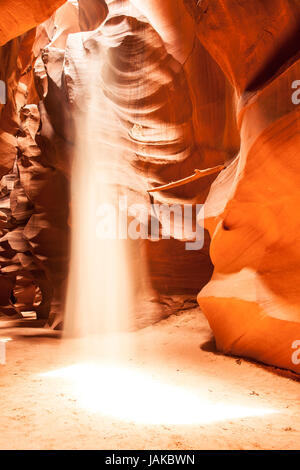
[0,308,299,450]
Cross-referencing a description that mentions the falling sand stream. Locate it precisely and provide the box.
[63,51,137,361]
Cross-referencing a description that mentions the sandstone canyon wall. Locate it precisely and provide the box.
[191,0,300,374]
[0,0,299,373]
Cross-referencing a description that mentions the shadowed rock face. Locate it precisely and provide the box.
[0,0,299,372]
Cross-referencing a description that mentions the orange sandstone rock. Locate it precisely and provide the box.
[0,0,67,46]
[191,0,300,374]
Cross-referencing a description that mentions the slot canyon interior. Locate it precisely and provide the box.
[0,0,300,451]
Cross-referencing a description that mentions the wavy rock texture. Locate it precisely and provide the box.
[0,0,299,372]
[0,0,231,328]
[190,0,300,374]
[0,0,67,46]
